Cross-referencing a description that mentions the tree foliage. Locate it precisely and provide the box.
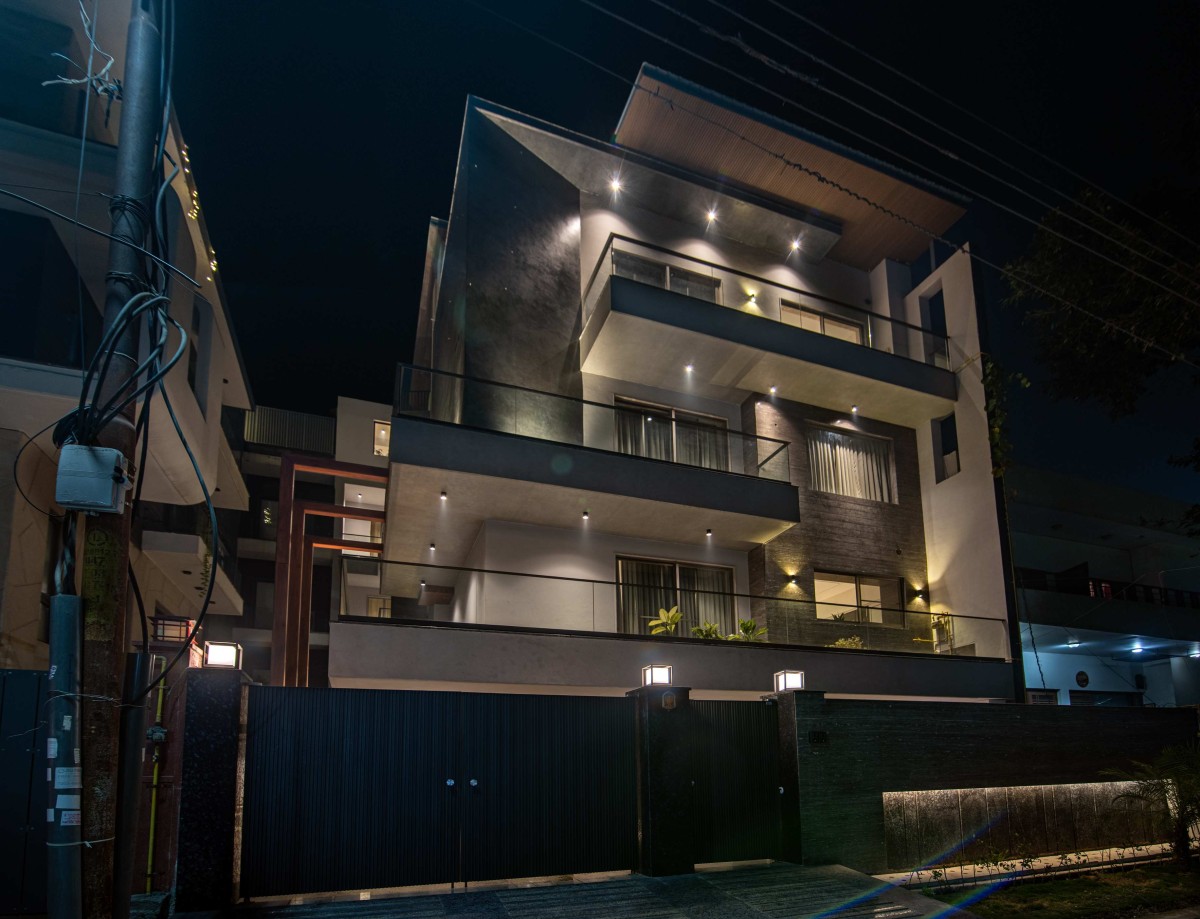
[1106,744,1200,869]
[1005,187,1199,413]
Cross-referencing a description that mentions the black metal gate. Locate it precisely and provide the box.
[240,687,638,898]
[690,699,782,864]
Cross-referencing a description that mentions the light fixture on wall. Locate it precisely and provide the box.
[789,576,798,586]
[609,176,622,193]
[913,587,927,602]
[851,405,859,414]
[790,238,801,252]
[1132,645,1144,654]
[707,208,717,222]
[769,386,777,394]
[203,641,242,670]
[1067,638,1080,648]
[685,363,694,373]
[440,491,447,501]
[419,579,426,588]
[429,542,436,551]
[748,292,758,305]
[582,510,589,520]
[1191,648,1200,659]
[705,528,712,537]
[642,664,673,686]
[773,670,805,693]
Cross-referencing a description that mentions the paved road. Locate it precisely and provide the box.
[228,863,968,919]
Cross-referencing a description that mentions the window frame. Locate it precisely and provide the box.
[613,395,730,472]
[812,570,906,627]
[805,422,898,503]
[615,554,736,636]
[780,299,865,346]
[612,249,722,305]
[372,420,391,457]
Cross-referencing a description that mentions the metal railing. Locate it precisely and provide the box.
[394,363,794,483]
[242,405,336,456]
[1018,567,1200,611]
[338,558,1011,660]
[583,234,952,369]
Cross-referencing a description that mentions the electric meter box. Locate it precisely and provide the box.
[55,444,129,514]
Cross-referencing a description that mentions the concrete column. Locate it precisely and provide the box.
[627,684,694,876]
[174,668,245,912]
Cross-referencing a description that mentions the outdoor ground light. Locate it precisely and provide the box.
[203,641,242,669]
[774,670,805,693]
[642,664,673,687]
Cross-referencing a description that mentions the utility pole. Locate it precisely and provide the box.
[77,1,161,915]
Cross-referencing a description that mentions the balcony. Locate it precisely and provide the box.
[580,235,957,426]
[328,559,1013,700]
[385,364,801,569]
[137,502,244,617]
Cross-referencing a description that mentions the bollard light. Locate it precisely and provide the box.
[642,664,673,687]
[773,670,805,693]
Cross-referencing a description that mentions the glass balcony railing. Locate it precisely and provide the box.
[337,558,1010,660]
[583,234,951,370]
[394,363,794,484]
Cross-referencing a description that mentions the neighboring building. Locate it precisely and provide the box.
[0,0,252,669]
[275,65,1026,702]
[1008,466,1200,707]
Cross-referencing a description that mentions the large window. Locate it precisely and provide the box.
[614,397,729,472]
[617,557,734,636]
[612,250,720,304]
[807,426,895,502]
[781,301,863,345]
[813,572,904,625]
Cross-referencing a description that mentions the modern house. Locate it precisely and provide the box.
[0,0,251,668]
[291,64,1025,702]
[1009,465,1200,707]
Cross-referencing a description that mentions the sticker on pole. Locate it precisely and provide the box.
[60,811,81,826]
[55,794,80,809]
[54,766,82,789]
[47,738,58,759]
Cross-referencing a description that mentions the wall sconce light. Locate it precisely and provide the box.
[774,670,805,693]
[429,542,436,551]
[440,491,447,501]
[789,576,798,586]
[913,587,927,602]
[203,641,242,670]
[685,363,694,373]
[769,386,777,394]
[582,510,589,520]
[705,528,712,537]
[851,405,859,414]
[1067,638,1080,648]
[642,664,673,687]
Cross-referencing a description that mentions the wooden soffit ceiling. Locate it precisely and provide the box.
[615,66,967,271]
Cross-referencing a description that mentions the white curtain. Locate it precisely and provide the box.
[807,427,894,502]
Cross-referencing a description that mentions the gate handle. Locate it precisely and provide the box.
[469,779,479,787]
[446,779,456,787]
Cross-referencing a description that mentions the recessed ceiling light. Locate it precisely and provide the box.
[685,363,694,373]
[707,208,717,222]
[1132,646,1143,654]
[1067,639,1080,648]
[440,491,447,501]
[582,510,589,520]
[610,177,622,192]
[769,385,777,394]
[357,492,363,498]
[851,405,859,414]
[420,579,426,588]
[706,528,712,537]
[429,542,436,551]
[790,239,800,251]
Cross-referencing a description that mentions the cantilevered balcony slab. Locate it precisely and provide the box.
[582,276,956,427]
[383,415,800,584]
[140,530,243,616]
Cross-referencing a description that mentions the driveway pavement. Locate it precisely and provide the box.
[227,863,970,919]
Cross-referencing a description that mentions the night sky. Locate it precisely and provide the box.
[171,1,1198,500]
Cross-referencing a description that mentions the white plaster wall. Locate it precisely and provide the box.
[450,523,486,623]
[1144,660,1177,707]
[335,396,391,468]
[910,248,1009,659]
[471,519,750,633]
[1022,650,1174,707]
[867,259,913,358]
[579,195,873,320]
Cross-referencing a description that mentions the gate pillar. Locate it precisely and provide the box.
[627,684,694,876]
[175,668,246,912]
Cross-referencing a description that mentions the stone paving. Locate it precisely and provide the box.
[227,863,969,919]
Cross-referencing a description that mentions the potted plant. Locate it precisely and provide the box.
[646,606,682,635]
[727,618,767,642]
[690,621,724,639]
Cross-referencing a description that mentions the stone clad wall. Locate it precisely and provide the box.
[777,692,1196,873]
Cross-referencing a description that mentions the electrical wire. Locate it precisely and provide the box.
[479,3,1197,369]
[0,188,199,287]
[586,0,1200,310]
[11,416,72,519]
[71,0,103,372]
[699,0,1200,276]
[761,0,1200,256]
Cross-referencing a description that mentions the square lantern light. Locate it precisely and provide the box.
[203,641,242,670]
[773,670,805,693]
[642,664,673,687]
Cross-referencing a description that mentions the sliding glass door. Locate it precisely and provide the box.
[617,557,735,636]
[614,397,729,472]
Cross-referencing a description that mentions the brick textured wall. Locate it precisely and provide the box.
[778,692,1197,872]
[744,395,930,650]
